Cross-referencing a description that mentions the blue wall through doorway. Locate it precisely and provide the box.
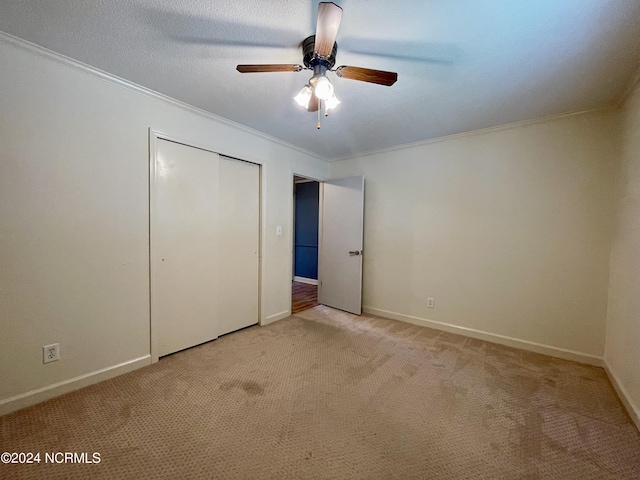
[294,181,319,280]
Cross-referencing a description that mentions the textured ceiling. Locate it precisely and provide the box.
[1,0,639,160]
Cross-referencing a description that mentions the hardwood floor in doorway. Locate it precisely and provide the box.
[292,281,318,314]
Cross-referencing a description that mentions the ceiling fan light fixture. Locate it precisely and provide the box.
[312,75,334,101]
[325,92,340,110]
[294,85,312,108]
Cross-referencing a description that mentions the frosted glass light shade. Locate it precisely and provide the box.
[325,93,340,110]
[294,86,312,107]
[314,76,334,101]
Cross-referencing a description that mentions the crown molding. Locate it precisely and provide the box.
[329,106,616,163]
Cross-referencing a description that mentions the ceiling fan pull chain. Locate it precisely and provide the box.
[317,98,321,129]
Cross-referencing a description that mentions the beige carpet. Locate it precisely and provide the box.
[1,306,639,479]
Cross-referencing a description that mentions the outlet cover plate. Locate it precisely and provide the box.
[43,343,60,363]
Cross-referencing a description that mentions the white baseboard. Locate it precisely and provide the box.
[363,306,604,367]
[293,276,318,285]
[604,362,640,432]
[263,310,291,326]
[0,355,151,416]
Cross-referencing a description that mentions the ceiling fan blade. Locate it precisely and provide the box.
[237,64,303,73]
[307,92,320,112]
[335,66,398,86]
[314,2,343,57]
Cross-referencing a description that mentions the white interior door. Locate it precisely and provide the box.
[151,139,259,357]
[318,176,364,315]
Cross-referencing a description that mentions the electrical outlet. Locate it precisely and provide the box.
[43,343,60,364]
[427,297,435,309]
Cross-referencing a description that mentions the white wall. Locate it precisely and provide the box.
[330,110,618,360]
[605,79,640,427]
[0,36,328,413]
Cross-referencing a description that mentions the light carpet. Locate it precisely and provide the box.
[1,306,639,479]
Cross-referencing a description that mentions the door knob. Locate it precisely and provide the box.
[348,250,362,256]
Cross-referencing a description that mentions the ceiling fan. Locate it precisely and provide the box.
[236,2,398,127]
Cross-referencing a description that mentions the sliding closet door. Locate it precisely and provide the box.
[216,156,259,336]
[151,139,259,357]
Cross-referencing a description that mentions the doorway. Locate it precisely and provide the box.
[292,176,320,314]
[290,174,365,316]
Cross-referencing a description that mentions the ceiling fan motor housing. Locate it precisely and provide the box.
[303,35,337,71]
